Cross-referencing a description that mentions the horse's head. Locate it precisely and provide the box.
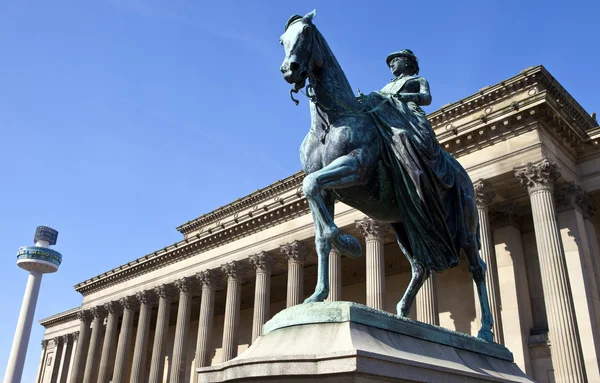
[280,10,318,90]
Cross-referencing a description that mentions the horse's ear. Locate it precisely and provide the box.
[304,9,316,21]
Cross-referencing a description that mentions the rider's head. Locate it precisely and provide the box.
[386,49,419,77]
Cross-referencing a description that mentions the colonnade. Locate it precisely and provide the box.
[37,158,600,383]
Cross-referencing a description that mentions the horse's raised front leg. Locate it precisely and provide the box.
[303,155,365,303]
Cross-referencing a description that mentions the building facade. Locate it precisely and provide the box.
[37,66,600,383]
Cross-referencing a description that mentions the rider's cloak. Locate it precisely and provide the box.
[362,91,480,272]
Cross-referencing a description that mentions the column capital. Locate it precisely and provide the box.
[583,196,596,221]
[119,296,136,310]
[77,309,93,323]
[280,241,306,264]
[250,252,272,274]
[174,277,194,296]
[89,306,105,319]
[135,290,151,306]
[154,283,176,300]
[490,204,522,229]
[48,337,60,348]
[196,269,217,288]
[61,333,71,344]
[41,339,48,349]
[221,261,241,281]
[473,179,495,209]
[515,158,560,193]
[72,331,79,342]
[555,183,594,217]
[104,300,121,316]
[355,216,382,240]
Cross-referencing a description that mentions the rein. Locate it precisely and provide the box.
[287,23,390,142]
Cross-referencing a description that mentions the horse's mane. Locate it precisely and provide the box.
[311,24,357,107]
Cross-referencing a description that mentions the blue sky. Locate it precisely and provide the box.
[1,0,598,380]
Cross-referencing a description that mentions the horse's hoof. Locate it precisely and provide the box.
[304,289,329,303]
[335,234,362,259]
[477,329,494,342]
[396,304,409,317]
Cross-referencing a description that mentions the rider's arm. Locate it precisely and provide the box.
[394,77,432,106]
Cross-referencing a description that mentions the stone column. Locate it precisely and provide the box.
[326,249,342,302]
[68,311,91,383]
[82,307,104,383]
[356,217,385,310]
[555,183,600,381]
[250,252,272,342]
[112,297,135,383]
[221,261,242,362]
[97,301,120,383]
[56,334,73,383]
[194,270,217,375]
[65,332,79,383]
[491,208,533,375]
[473,180,504,344]
[515,159,587,382]
[582,199,600,301]
[49,336,65,382]
[169,277,194,383]
[34,340,47,383]
[281,241,306,307]
[416,272,439,325]
[129,291,152,383]
[148,284,174,383]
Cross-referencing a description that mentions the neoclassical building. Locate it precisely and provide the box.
[36,66,600,383]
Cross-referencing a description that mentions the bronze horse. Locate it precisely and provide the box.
[279,10,494,342]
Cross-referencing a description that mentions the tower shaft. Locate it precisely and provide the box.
[4,271,43,383]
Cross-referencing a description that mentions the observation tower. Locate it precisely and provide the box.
[4,226,62,383]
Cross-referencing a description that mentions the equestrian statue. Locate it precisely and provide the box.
[279,10,494,342]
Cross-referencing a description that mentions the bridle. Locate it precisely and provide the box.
[285,22,390,143]
[288,22,362,114]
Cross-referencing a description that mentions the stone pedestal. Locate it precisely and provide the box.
[196,302,534,382]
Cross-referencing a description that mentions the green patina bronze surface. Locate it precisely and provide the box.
[263,301,513,362]
[279,10,495,342]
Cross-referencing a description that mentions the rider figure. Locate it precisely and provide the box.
[379,49,431,118]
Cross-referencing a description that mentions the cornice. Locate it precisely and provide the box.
[176,171,304,235]
[74,195,310,295]
[39,307,80,328]
[428,65,596,138]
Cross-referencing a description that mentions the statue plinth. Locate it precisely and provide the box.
[196,302,534,382]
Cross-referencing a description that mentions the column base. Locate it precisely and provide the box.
[196,302,533,382]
